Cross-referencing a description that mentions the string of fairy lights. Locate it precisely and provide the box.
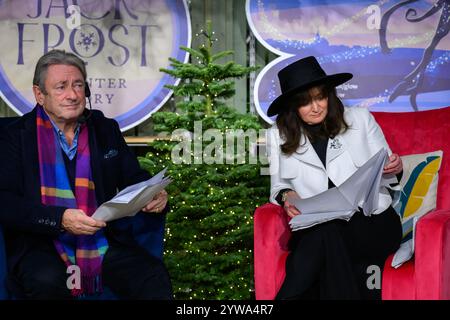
[161,158,256,298]
[154,48,261,296]
[265,38,447,110]
[255,0,449,111]
[255,0,390,45]
[354,50,450,109]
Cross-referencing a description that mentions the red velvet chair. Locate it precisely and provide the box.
[254,106,450,300]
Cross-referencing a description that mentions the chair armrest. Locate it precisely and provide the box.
[382,255,416,300]
[415,209,450,299]
[254,203,291,300]
[132,212,167,259]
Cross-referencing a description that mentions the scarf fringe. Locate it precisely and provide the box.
[71,274,103,297]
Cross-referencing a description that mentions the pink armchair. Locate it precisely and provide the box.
[254,106,450,300]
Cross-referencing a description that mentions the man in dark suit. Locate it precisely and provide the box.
[0,50,173,299]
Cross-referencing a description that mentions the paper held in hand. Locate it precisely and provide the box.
[92,168,172,222]
[288,148,394,231]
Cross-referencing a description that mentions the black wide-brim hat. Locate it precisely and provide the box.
[267,56,353,117]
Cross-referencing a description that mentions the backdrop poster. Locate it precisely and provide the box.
[246,0,450,124]
[0,0,191,130]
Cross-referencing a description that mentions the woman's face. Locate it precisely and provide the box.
[296,86,328,125]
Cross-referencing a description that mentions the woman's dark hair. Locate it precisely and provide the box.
[276,84,349,155]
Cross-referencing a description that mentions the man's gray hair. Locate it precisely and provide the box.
[33,49,87,94]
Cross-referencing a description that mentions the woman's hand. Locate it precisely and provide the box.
[283,190,302,218]
[142,189,168,213]
[383,153,403,175]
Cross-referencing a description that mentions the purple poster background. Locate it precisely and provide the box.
[246,0,450,124]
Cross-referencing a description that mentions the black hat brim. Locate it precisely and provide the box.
[266,73,353,117]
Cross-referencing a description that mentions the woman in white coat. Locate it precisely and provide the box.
[266,56,403,300]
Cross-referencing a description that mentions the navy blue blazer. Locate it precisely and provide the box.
[0,107,165,276]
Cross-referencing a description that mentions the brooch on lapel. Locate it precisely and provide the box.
[330,138,342,150]
[104,149,118,159]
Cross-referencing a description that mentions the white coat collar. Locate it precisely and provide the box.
[290,134,325,170]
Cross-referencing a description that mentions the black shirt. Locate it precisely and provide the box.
[275,123,335,205]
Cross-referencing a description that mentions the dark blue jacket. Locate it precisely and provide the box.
[0,107,166,294]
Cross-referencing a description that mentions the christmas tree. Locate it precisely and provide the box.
[139,21,269,299]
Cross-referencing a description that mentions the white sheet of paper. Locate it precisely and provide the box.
[113,167,168,203]
[92,168,171,222]
[391,239,413,269]
[391,215,419,268]
[289,149,389,230]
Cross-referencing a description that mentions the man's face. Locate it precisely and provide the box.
[33,64,86,124]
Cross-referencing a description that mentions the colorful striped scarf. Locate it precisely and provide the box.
[36,106,108,296]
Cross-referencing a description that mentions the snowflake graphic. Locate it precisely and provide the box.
[77,32,97,52]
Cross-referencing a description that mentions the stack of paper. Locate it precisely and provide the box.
[92,168,172,222]
[288,149,389,231]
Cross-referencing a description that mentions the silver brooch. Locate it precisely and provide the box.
[330,138,342,149]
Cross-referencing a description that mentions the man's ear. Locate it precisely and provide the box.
[32,85,45,105]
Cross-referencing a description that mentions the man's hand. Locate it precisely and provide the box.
[384,153,403,175]
[142,189,168,213]
[61,209,106,235]
[283,190,302,218]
